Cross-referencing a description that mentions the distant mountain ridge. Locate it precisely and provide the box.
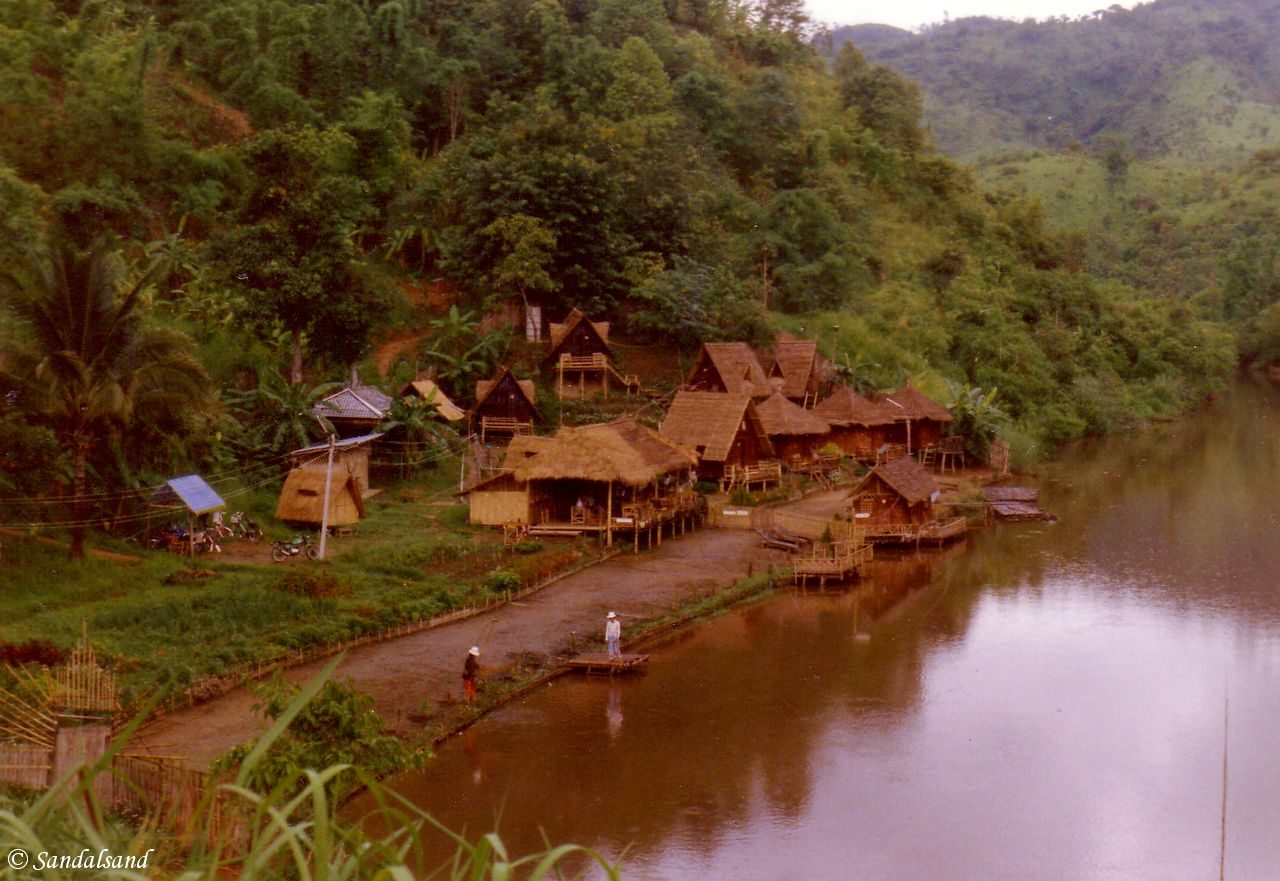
[832,0,1280,163]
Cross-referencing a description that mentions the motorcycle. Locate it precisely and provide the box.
[229,511,263,541]
[271,535,319,562]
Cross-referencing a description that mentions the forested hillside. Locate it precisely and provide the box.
[836,0,1280,163]
[833,0,1280,366]
[0,0,1232,540]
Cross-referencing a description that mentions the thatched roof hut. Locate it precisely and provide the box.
[461,420,696,528]
[881,382,953,449]
[400,377,466,422]
[275,468,366,526]
[767,337,831,404]
[659,390,773,478]
[509,420,695,486]
[684,342,771,397]
[813,387,894,459]
[756,392,830,461]
[849,455,938,528]
[544,308,613,364]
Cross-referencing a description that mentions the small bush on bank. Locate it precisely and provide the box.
[275,567,350,598]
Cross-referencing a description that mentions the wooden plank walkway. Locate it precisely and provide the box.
[564,653,649,675]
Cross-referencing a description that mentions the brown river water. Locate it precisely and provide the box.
[359,376,1280,880]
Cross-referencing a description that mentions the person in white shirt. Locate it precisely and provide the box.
[605,611,622,660]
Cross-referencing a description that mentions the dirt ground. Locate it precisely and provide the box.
[133,491,848,769]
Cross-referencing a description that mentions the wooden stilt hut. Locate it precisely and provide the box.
[879,382,953,455]
[683,342,771,397]
[755,391,832,466]
[459,420,701,550]
[659,390,778,489]
[813,387,896,462]
[543,308,638,399]
[470,367,538,444]
[848,456,964,544]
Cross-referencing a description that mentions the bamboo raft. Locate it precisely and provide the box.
[565,653,649,674]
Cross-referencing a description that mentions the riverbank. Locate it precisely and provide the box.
[132,494,841,768]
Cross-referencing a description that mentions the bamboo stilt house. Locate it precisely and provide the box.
[275,469,366,527]
[542,308,638,398]
[460,420,698,540]
[470,367,538,443]
[683,342,771,397]
[658,390,774,481]
[813,387,896,461]
[755,391,831,463]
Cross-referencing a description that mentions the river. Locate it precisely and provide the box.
[363,376,1280,880]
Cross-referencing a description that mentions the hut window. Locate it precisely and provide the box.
[299,488,319,496]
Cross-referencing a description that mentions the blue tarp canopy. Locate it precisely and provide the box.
[150,475,225,515]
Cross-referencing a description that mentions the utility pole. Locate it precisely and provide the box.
[318,433,336,560]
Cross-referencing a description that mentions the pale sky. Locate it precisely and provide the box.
[806,0,1143,31]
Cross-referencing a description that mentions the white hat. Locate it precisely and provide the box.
[607,611,617,619]
[469,646,480,656]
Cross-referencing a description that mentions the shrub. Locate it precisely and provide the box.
[512,539,544,554]
[487,568,521,593]
[0,639,68,667]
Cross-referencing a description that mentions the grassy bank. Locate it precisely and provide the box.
[0,466,599,708]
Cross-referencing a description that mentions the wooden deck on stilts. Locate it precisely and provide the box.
[565,653,649,674]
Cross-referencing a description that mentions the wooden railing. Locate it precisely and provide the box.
[721,461,783,491]
[479,416,532,442]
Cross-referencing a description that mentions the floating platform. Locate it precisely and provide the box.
[985,487,1056,522]
[565,653,649,675]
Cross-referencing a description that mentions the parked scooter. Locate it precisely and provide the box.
[230,511,263,541]
[271,535,319,562]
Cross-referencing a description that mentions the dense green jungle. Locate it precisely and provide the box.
[837,0,1280,364]
[0,0,1241,545]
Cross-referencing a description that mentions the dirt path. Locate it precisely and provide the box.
[133,492,847,769]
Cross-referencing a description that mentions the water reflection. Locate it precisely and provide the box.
[363,377,1280,881]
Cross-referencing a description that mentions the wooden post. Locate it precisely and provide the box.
[606,481,613,548]
[318,434,336,560]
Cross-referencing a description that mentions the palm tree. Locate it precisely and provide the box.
[0,237,210,559]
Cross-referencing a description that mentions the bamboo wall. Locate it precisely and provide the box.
[469,490,530,526]
[0,742,50,789]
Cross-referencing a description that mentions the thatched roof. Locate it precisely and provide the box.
[768,338,819,399]
[547,308,611,356]
[506,419,696,487]
[883,382,953,423]
[814,387,896,426]
[400,377,466,421]
[474,368,537,409]
[314,385,393,421]
[852,456,938,506]
[687,342,770,396]
[275,468,366,525]
[660,390,774,463]
[502,434,555,467]
[756,391,831,437]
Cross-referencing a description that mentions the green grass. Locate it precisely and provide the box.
[0,465,599,707]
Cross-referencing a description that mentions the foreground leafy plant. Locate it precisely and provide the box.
[0,657,622,880]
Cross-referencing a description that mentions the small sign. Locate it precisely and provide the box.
[722,509,751,516]
[615,517,633,524]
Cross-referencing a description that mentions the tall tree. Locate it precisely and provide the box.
[0,236,209,559]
